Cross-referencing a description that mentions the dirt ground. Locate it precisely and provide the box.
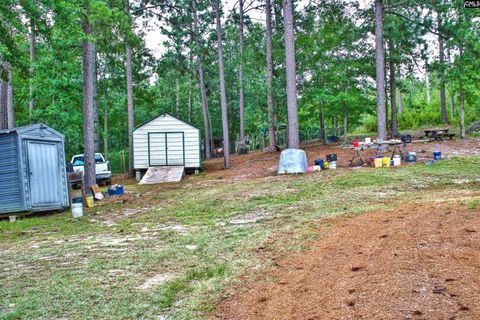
[212,198,480,320]
[202,137,480,181]
[2,136,480,319]
[106,136,480,319]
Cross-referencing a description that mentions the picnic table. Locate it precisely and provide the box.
[384,141,410,160]
[349,140,410,166]
[424,129,455,141]
[349,144,378,166]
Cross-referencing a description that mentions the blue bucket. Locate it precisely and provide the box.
[433,151,442,161]
[314,159,325,170]
[407,152,417,163]
[108,185,124,196]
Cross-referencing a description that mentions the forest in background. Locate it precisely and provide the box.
[0,0,479,174]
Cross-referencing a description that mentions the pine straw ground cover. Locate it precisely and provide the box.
[1,157,480,319]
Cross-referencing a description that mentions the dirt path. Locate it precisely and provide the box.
[213,201,480,320]
[203,138,480,182]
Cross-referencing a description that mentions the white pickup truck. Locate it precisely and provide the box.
[71,153,112,185]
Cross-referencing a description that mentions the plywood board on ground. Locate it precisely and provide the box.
[139,166,185,185]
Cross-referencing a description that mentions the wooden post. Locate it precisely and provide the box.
[121,150,126,173]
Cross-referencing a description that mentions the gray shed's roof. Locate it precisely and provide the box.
[0,123,64,138]
[134,112,200,131]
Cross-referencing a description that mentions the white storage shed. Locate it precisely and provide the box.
[133,113,202,171]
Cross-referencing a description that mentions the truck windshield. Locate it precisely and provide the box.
[72,157,84,166]
[72,154,104,165]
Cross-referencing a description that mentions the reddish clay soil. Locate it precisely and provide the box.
[213,201,480,320]
[203,137,480,181]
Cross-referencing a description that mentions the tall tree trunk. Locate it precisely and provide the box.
[384,52,389,132]
[215,0,231,168]
[82,19,97,194]
[228,90,235,152]
[93,51,100,153]
[175,78,180,115]
[274,111,279,145]
[207,103,213,153]
[283,0,300,149]
[104,99,109,161]
[0,64,6,130]
[425,61,430,104]
[125,44,134,176]
[5,62,14,129]
[332,115,336,137]
[343,105,348,145]
[125,0,135,177]
[447,49,455,118]
[29,24,35,120]
[389,58,399,137]
[450,95,455,118]
[265,0,276,152]
[102,59,109,161]
[398,88,403,113]
[192,0,212,159]
[320,108,326,145]
[459,90,465,139]
[188,77,193,123]
[188,51,193,123]
[375,0,387,141]
[238,0,245,141]
[438,13,448,124]
[459,46,465,139]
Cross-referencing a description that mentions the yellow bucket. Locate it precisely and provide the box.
[85,196,94,208]
[374,158,383,168]
[382,157,390,167]
[324,161,329,169]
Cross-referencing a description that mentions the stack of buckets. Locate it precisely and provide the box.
[326,154,337,170]
[392,155,401,166]
[370,155,401,168]
[407,152,417,163]
[71,197,83,218]
[310,154,337,172]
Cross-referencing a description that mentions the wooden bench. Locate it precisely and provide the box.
[424,129,454,141]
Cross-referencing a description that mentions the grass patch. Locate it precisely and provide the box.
[469,199,479,209]
[1,157,480,319]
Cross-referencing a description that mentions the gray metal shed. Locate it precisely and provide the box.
[0,123,69,215]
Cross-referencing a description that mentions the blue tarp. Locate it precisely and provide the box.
[278,149,308,174]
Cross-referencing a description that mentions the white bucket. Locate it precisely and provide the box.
[72,203,83,218]
[365,137,372,144]
[393,156,401,166]
[329,161,337,169]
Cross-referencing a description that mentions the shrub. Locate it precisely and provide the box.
[107,150,129,174]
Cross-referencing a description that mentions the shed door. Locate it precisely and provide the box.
[166,133,185,166]
[27,141,62,207]
[148,132,185,166]
[148,133,167,166]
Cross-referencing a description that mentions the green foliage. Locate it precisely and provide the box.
[107,149,129,174]
[1,0,479,159]
[470,199,479,210]
[357,114,378,133]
